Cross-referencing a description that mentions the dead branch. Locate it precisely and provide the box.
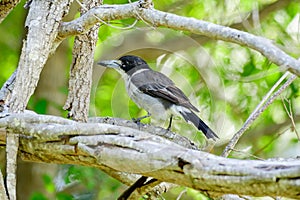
[0,113,299,199]
[63,0,100,122]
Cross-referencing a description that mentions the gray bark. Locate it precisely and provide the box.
[9,0,73,112]
[0,113,299,199]
[59,1,300,76]
[63,0,101,122]
[4,1,73,199]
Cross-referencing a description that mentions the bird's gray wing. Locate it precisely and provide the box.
[133,71,199,112]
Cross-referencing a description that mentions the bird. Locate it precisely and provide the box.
[98,55,219,140]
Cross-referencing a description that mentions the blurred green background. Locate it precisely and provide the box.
[0,0,299,199]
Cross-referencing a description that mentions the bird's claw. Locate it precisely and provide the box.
[132,113,151,129]
[132,118,143,130]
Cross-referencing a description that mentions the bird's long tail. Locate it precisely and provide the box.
[180,110,219,140]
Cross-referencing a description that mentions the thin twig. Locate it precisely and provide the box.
[229,148,265,160]
[128,0,155,29]
[253,127,290,155]
[0,71,18,200]
[176,188,187,200]
[282,97,300,140]
[221,73,297,157]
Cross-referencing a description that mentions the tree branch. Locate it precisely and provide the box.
[63,0,101,122]
[0,113,299,199]
[58,1,300,76]
[3,1,73,199]
[9,0,73,112]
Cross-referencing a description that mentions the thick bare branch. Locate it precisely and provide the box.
[0,113,299,199]
[58,1,300,76]
[4,1,73,199]
[63,0,101,122]
[9,0,73,112]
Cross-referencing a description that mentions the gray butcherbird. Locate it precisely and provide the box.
[98,55,218,140]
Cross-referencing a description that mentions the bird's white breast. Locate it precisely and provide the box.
[124,70,169,120]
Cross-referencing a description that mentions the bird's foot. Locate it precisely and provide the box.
[132,117,142,128]
[132,113,151,129]
[166,115,173,131]
[132,113,151,123]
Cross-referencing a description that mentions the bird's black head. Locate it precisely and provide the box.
[118,55,149,73]
[98,55,150,75]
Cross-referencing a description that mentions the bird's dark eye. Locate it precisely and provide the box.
[122,61,129,67]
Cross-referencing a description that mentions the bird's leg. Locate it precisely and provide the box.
[167,115,173,131]
[132,112,151,125]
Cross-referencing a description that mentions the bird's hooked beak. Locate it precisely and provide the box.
[97,60,122,69]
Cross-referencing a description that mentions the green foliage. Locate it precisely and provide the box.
[30,192,48,200]
[29,175,73,200]
[29,99,48,114]
[64,165,122,200]
[66,166,99,189]
[0,1,26,83]
[42,174,56,193]
[163,187,211,200]
[56,193,73,200]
